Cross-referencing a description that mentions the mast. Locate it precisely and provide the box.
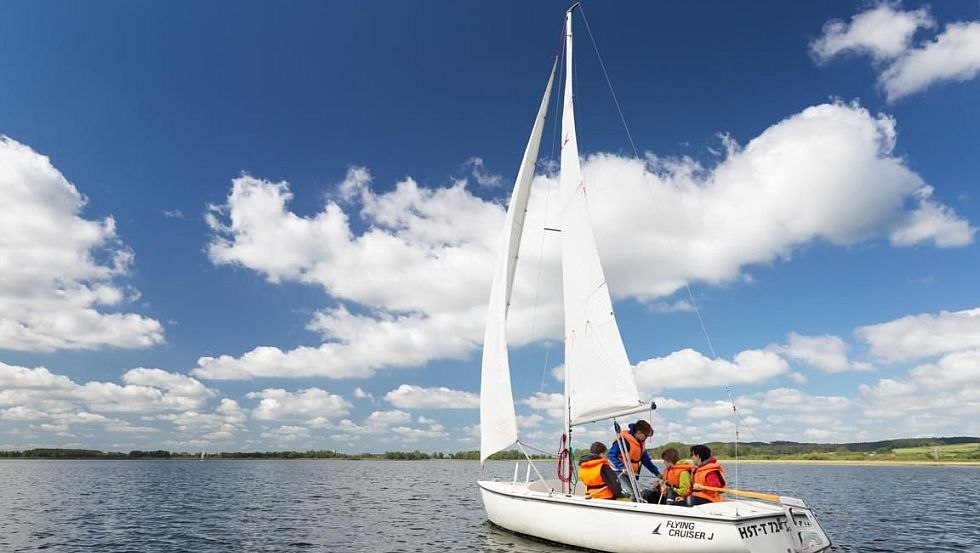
[561,3,578,494]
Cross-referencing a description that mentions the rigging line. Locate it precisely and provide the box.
[579,8,749,471]
[724,384,763,443]
[685,286,717,359]
[518,440,559,458]
[530,20,566,403]
[578,6,639,158]
[523,48,564,403]
[523,156,557,401]
[579,6,718,361]
[517,442,552,487]
[726,386,740,517]
[538,340,552,393]
[549,29,566,165]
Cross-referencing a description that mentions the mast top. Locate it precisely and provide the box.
[566,2,580,15]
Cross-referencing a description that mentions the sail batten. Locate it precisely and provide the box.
[479,60,558,463]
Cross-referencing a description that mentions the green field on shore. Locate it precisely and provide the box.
[889,442,980,461]
[658,437,980,463]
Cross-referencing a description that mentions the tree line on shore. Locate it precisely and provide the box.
[1,436,976,461]
[0,448,547,460]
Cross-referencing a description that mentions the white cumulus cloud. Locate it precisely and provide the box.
[364,409,412,427]
[0,361,213,415]
[0,136,163,352]
[859,350,980,434]
[384,384,480,409]
[634,349,789,392]
[771,332,872,373]
[810,4,935,62]
[811,5,980,101]
[856,307,980,363]
[247,387,351,421]
[879,21,980,101]
[520,392,565,420]
[0,361,231,442]
[739,388,852,413]
[198,101,971,380]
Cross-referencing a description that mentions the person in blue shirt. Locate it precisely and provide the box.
[607,420,661,500]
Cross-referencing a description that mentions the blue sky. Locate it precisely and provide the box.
[1,1,979,453]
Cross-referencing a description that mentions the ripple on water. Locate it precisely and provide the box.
[1,460,979,551]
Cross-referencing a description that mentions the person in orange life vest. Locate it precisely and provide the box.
[689,444,727,506]
[640,446,693,504]
[578,441,623,500]
[606,420,661,499]
[661,447,695,505]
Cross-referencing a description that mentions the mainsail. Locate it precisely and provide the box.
[558,9,642,426]
[479,60,558,462]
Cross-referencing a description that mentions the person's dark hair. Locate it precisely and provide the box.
[690,444,712,460]
[634,420,653,436]
[661,447,680,464]
[590,441,607,455]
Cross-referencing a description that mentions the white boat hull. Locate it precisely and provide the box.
[478,480,831,553]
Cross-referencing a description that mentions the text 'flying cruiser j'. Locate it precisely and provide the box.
[477,5,832,553]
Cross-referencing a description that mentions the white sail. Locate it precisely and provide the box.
[480,60,558,462]
[559,10,642,426]
[477,11,833,553]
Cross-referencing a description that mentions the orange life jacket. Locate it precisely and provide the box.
[691,459,727,503]
[616,430,644,474]
[578,457,614,499]
[663,462,694,497]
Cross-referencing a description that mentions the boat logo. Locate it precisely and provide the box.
[658,520,716,541]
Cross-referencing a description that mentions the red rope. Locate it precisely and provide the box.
[557,433,571,484]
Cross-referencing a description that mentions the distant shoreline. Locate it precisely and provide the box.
[716,458,980,467]
[2,457,979,466]
[3,439,977,463]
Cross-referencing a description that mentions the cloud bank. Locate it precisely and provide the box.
[197,101,972,381]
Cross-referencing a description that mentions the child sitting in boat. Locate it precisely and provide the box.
[662,447,695,505]
[640,447,693,505]
[689,444,727,506]
[578,441,623,500]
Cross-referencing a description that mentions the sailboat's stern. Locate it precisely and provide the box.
[694,500,832,553]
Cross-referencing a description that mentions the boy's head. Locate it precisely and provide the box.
[660,447,680,466]
[690,444,712,465]
[590,441,607,456]
[634,420,653,440]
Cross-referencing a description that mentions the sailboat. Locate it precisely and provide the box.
[477,5,832,553]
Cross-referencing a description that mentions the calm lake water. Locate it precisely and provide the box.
[1,460,978,552]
